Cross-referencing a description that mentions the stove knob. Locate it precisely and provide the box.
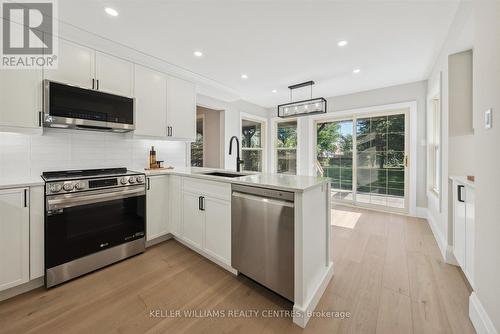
[63,183,74,191]
[128,176,136,184]
[136,175,145,183]
[120,177,128,185]
[49,184,62,193]
[75,181,85,190]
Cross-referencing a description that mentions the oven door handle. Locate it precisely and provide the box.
[47,187,145,211]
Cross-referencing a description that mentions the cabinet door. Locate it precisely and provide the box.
[29,186,45,279]
[182,191,204,248]
[44,39,95,89]
[465,186,475,286]
[0,69,42,129]
[169,175,182,236]
[204,197,231,265]
[134,65,167,137]
[0,188,29,291]
[166,76,196,140]
[146,176,169,241]
[453,182,466,268]
[95,52,134,97]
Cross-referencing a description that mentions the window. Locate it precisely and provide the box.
[191,117,203,167]
[316,120,353,200]
[356,114,406,208]
[241,119,264,172]
[315,112,408,211]
[276,120,298,174]
[429,97,441,194]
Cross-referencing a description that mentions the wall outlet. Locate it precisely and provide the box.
[485,109,492,129]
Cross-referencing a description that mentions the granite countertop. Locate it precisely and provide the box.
[142,167,330,192]
[0,176,44,190]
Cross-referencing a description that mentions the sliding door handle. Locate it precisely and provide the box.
[24,189,28,207]
[92,78,95,90]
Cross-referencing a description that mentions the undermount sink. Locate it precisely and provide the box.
[202,171,246,178]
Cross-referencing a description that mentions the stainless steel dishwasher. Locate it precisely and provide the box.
[231,184,294,301]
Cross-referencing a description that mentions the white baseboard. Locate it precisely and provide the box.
[415,206,428,219]
[418,207,456,264]
[173,236,238,275]
[0,277,44,302]
[469,292,499,334]
[293,262,334,328]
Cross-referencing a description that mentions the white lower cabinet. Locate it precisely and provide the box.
[181,191,204,248]
[179,178,231,267]
[29,186,45,280]
[146,176,169,241]
[169,175,182,236]
[0,188,30,291]
[452,179,475,287]
[203,197,231,264]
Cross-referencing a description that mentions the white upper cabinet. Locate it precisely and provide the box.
[134,65,167,137]
[44,39,95,89]
[0,188,29,292]
[166,76,196,141]
[0,69,42,130]
[95,52,134,97]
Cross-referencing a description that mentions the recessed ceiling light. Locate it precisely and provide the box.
[241,74,248,79]
[353,68,361,74]
[272,89,277,93]
[193,51,203,57]
[337,40,348,47]
[105,7,118,17]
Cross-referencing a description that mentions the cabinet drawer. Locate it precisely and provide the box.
[182,177,231,201]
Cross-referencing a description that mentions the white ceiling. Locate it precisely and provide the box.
[58,0,459,107]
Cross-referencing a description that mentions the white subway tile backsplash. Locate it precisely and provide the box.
[0,130,187,178]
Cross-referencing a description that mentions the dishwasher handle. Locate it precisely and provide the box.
[232,191,294,208]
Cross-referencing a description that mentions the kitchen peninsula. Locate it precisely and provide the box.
[144,167,333,328]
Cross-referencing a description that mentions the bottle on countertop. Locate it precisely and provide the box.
[149,146,157,169]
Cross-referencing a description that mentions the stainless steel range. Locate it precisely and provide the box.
[42,168,146,288]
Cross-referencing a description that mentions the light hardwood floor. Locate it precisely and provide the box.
[0,205,476,334]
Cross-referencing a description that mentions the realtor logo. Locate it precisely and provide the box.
[1,0,58,68]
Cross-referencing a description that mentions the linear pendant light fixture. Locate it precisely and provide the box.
[277,81,327,118]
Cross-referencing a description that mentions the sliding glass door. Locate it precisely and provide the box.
[316,111,408,212]
[316,120,354,200]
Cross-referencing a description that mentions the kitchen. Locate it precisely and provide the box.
[1,1,499,333]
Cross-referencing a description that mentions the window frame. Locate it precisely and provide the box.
[240,113,267,173]
[272,118,300,175]
[428,96,441,195]
[190,114,205,167]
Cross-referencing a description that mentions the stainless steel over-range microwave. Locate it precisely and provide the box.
[43,80,135,132]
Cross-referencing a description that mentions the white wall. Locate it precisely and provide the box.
[426,0,473,260]
[269,80,427,208]
[196,94,268,170]
[472,0,500,331]
[0,130,186,178]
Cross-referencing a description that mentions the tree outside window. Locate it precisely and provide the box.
[241,119,263,172]
[276,120,297,174]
